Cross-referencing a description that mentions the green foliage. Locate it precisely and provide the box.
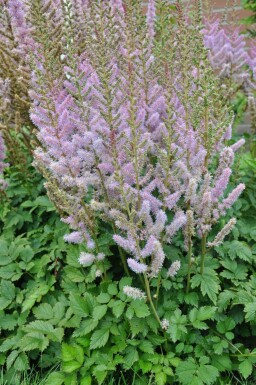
[2,154,256,385]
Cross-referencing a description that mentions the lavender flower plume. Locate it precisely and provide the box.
[150,240,165,277]
[166,211,187,239]
[230,138,245,153]
[127,258,148,274]
[78,252,95,266]
[147,0,156,41]
[211,168,232,202]
[64,231,83,244]
[219,183,245,213]
[167,260,181,278]
[123,286,146,300]
[207,218,237,247]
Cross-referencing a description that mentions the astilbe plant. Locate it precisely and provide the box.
[203,17,256,145]
[14,0,245,324]
[0,1,255,383]
[0,0,36,164]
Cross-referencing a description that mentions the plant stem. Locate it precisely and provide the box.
[155,273,161,308]
[200,233,207,274]
[143,273,161,326]
[186,237,193,293]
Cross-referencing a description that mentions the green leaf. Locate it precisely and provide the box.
[244,301,256,322]
[239,359,253,379]
[6,350,19,370]
[92,305,108,320]
[96,292,111,304]
[130,318,146,337]
[168,309,187,342]
[124,346,139,369]
[33,303,53,320]
[69,293,90,317]
[217,318,236,334]
[24,320,64,343]
[131,300,150,318]
[112,300,125,318]
[1,280,15,301]
[139,340,154,354]
[64,267,85,283]
[198,364,219,385]
[107,283,118,296]
[191,268,220,303]
[197,306,217,321]
[13,353,29,371]
[81,375,92,385]
[176,360,198,385]
[138,360,152,374]
[73,319,98,337]
[155,372,167,385]
[90,328,110,349]
[176,360,218,385]
[62,343,84,365]
[0,312,17,330]
[22,284,50,313]
[211,355,232,372]
[62,361,81,373]
[93,370,107,385]
[45,372,65,385]
[227,241,252,262]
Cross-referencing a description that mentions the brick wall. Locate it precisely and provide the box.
[142,1,252,25]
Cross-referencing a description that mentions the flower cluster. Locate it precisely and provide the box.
[6,0,247,286]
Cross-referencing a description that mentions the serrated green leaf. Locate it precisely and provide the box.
[155,372,167,385]
[6,350,19,371]
[90,328,109,349]
[81,375,92,385]
[131,300,150,318]
[92,305,108,320]
[22,284,50,313]
[217,318,236,334]
[211,355,232,372]
[112,300,125,318]
[139,340,154,354]
[73,319,98,337]
[168,309,187,342]
[45,372,65,385]
[13,352,29,371]
[191,269,220,303]
[96,292,111,304]
[124,346,139,369]
[0,312,17,330]
[239,359,253,379]
[69,293,90,317]
[176,360,198,385]
[107,283,118,296]
[198,364,219,385]
[1,280,15,301]
[129,317,146,337]
[64,267,85,283]
[227,241,252,262]
[62,360,82,373]
[33,303,53,320]
[244,301,256,322]
[93,370,107,385]
[62,343,84,365]
[138,360,152,374]
[19,333,49,352]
